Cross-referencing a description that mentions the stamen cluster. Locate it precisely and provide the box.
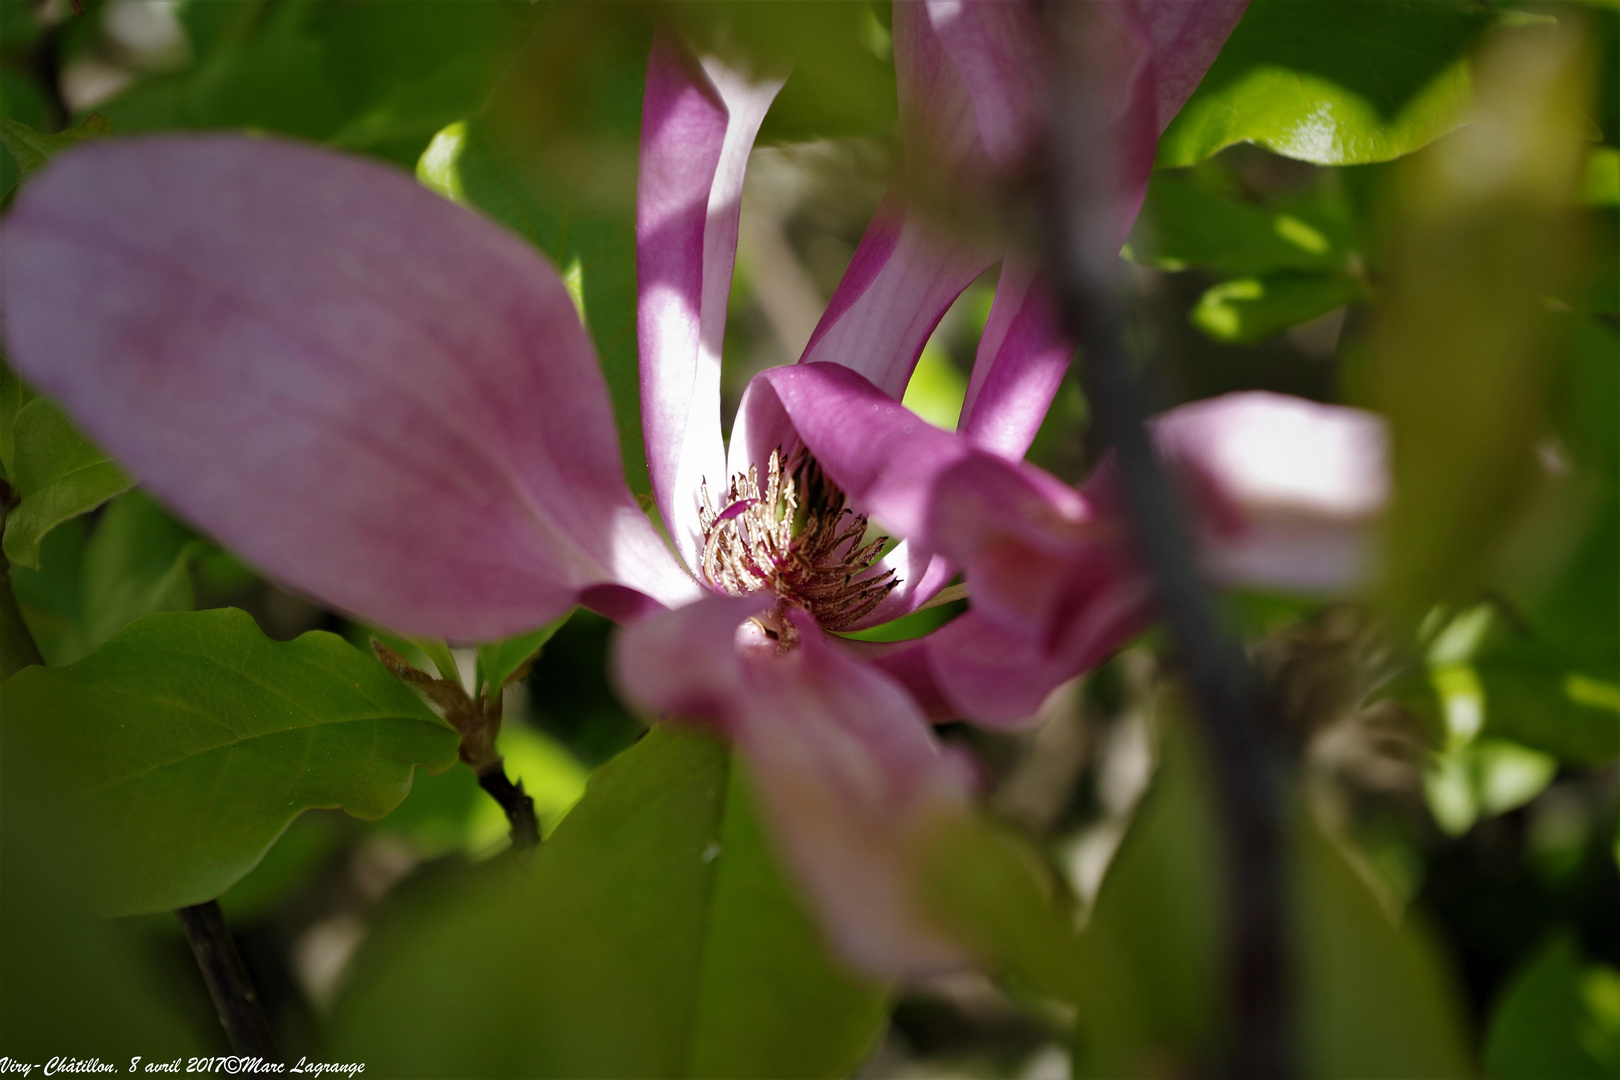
[699,449,897,633]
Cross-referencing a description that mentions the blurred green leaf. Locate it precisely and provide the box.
[1060,703,1473,1078]
[668,1,897,144]
[922,814,1084,1007]
[0,608,459,914]
[0,112,110,194]
[1294,811,1474,1079]
[1357,27,1593,620]
[1159,0,1496,167]
[331,723,888,1077]
[2,396,132,570]
[1484,935,1620,1079]
[1190,272,1362,344]
[0,722,199,1057]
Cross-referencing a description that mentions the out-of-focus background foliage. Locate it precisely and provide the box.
[0,1,1615,1076]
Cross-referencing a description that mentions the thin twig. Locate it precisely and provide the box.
[478,762,541,849]
[1037,7,1293,1078]
[175,901,278,1057]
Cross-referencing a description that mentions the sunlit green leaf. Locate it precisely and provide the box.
[2,396,132,570]
[1128,169,1353,277]
[1190,273,1362,344]
[331,723,888,1077]
[0,608,460,914]
[1159,0,1496,167]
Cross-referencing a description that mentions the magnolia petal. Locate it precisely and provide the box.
[1139,0,1251,131]
[1,135,697,640]
[957,259,1070,460]
[614,597,975,977]
[1150,391,1389,594]
[639,36,785,574]
[791,202,990,404]
[922,0,1044,173]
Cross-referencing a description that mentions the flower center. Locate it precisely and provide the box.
[699,449,898,633]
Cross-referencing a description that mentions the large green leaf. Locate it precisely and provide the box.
[1484,936,1620,1079]
[1061,707,1471,1078]
[1158,0,1496,167]
[331,723,888,1078]
[2,396,132,570]
[0,608,460,914]
[0,353,36,480]
[0,722,197,1056]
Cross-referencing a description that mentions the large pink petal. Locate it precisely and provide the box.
[614,596,975,977]
[639,36,784,575]
[0,135,697,640]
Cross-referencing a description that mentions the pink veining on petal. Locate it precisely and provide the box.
[1,134,696,641]
[638,37,784,578]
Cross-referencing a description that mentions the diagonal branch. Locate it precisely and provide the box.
[1036,7,1293,1079]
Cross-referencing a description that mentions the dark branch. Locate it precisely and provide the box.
[478,763,541,850]
[1037,7,1293,1079]
[175,901,278,1058]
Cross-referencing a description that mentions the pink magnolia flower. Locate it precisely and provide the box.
[0,2,1384,976]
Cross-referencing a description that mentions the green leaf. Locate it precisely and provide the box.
[1190,272,1362,344]
[474,612,569,701]
[1158,0,1496,167]
[0,352,36,479]
[331,723,888,1077]
[2,396,133,570]
[1063,704,1472,1078]
[0,722,196,1057]
[0,112,112,187]
[669,1,898,144]
[0,608,460,914]
[73,491,200,662]
[1484,935,1620,1079]
[1127,169,1353,277]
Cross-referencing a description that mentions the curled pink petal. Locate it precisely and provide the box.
[957,259,1070,460]
[639,36,785,575]
[791,201,991,404]
[1,135,697,640]
[614,597,975,977]
[1150,391,1389,594]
